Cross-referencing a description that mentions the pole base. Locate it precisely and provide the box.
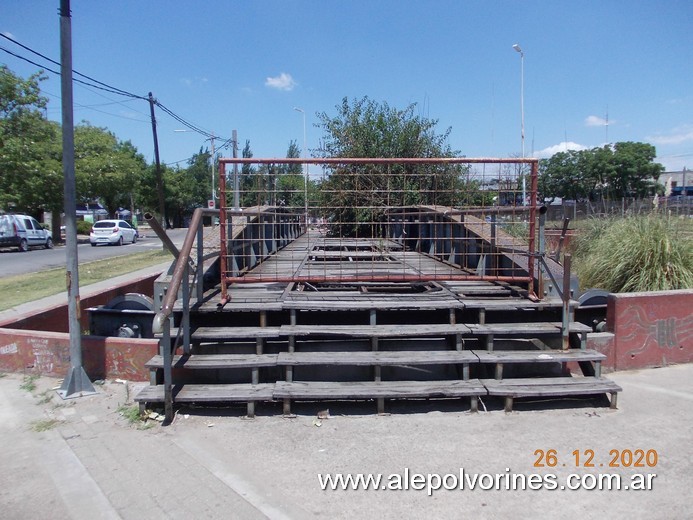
[57,366,97,400]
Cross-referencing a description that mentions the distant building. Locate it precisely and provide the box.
[658,168,691,196]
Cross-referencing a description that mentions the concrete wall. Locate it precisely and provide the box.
[0,328,158,381]
[604,289,693,370]
[0,271,163,381]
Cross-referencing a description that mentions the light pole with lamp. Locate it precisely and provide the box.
[293,107,309,230]
[512,43,526,206]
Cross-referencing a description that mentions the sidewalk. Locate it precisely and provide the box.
[0,364,690,519]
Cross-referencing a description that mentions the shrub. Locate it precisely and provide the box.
[77,220,93,235]
[574,214,693,293]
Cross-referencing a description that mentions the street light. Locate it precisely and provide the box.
[293,107,309,230]
[512,43,526,206]
[175,129,216,206]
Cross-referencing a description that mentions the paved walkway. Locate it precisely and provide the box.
[0,364,690,519]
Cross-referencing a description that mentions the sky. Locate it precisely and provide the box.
[2,0,692,174]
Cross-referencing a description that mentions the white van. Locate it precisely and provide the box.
[0,214,54,252]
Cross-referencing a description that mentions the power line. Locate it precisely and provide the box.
[2,34,232,145]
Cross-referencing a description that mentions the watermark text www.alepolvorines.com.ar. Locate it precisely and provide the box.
[318,468,657,496]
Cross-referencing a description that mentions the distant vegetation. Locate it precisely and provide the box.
[572,214,693,293]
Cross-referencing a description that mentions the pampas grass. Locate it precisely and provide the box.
[573,214,693,293]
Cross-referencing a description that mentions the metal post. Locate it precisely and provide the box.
[57,0,96,399]
[232,130,240,210]
[562,253,572,351]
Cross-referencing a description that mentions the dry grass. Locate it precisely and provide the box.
[573,214,693,293]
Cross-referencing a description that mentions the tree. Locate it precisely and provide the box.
[314,96,466,236]
[539,142,664,201]
[0,66,63,223]
[74,125,148,216]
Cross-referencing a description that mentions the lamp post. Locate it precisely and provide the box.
[293,107,309,229]
[512,43,526,206]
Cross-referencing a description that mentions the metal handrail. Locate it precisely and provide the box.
[152,207,218,334]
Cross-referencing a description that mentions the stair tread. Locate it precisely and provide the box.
[277,350,478,366]
[472,349,605,363]
[135,383,276,402]
[481,377,622,397]
[145,354,278,369]
[274,379,486,399]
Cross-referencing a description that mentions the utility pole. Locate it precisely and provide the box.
[58,0,95,399]
[148,92,166,226]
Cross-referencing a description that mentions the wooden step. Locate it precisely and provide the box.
[279,324,472,338]
[192,326,284,340]
[145,354,278,370]
[472,349,605,364]
[273,379,485,399]
[481,377,621,411]
[135,383,276,403]
[277,350,479,366]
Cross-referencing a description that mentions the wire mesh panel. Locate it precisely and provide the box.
[217,158,539,298]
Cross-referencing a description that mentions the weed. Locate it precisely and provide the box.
[118,404,144,424]
[35,390,54,405]
[20,374,39,393]
[30,419,60,432]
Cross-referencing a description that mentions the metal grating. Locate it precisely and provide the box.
[216,157,539,298]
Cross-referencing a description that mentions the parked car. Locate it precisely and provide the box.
[89,219,138,246]
[0,214,53,252]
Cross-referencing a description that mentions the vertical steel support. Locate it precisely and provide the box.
[163,318,173,421]
[182,263,191,354]
[562,253,572,351]
[218,162,229,303]
[538,205,547,298]
[196,222,204,302]
[527,161,539,298]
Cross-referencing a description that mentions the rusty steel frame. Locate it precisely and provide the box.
[217,157,540,302]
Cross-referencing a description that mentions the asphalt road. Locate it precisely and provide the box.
[0,228,188,278]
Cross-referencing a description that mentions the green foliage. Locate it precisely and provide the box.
[30,419,60,432]
[76,220,93,235]
[574,214,693,293]
[0,66,62,215]
[539,142,664,202]
[315,96,467,236]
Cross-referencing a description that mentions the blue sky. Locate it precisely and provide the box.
[2,0,692,173]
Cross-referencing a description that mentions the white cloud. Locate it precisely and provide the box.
[647,125,693,146]
[585,115,613,127]
[534,141,588,158]
[2,32,15,39]
[265,72,297,91]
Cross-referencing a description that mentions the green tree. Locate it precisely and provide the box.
[315,96,466,236]
[73,124,148,216]
[0,66,63,225]
[539,142,664,201]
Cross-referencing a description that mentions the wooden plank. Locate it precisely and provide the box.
[192,326,283,340]
[273,380,486,399]
[277,350,479,366]
[280,324,472,338]
[481,377,622,398]
[145,354,278,369]
[134,383,276,402]
[473,349,605,363]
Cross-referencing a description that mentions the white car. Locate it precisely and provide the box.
[89,219,138,246]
